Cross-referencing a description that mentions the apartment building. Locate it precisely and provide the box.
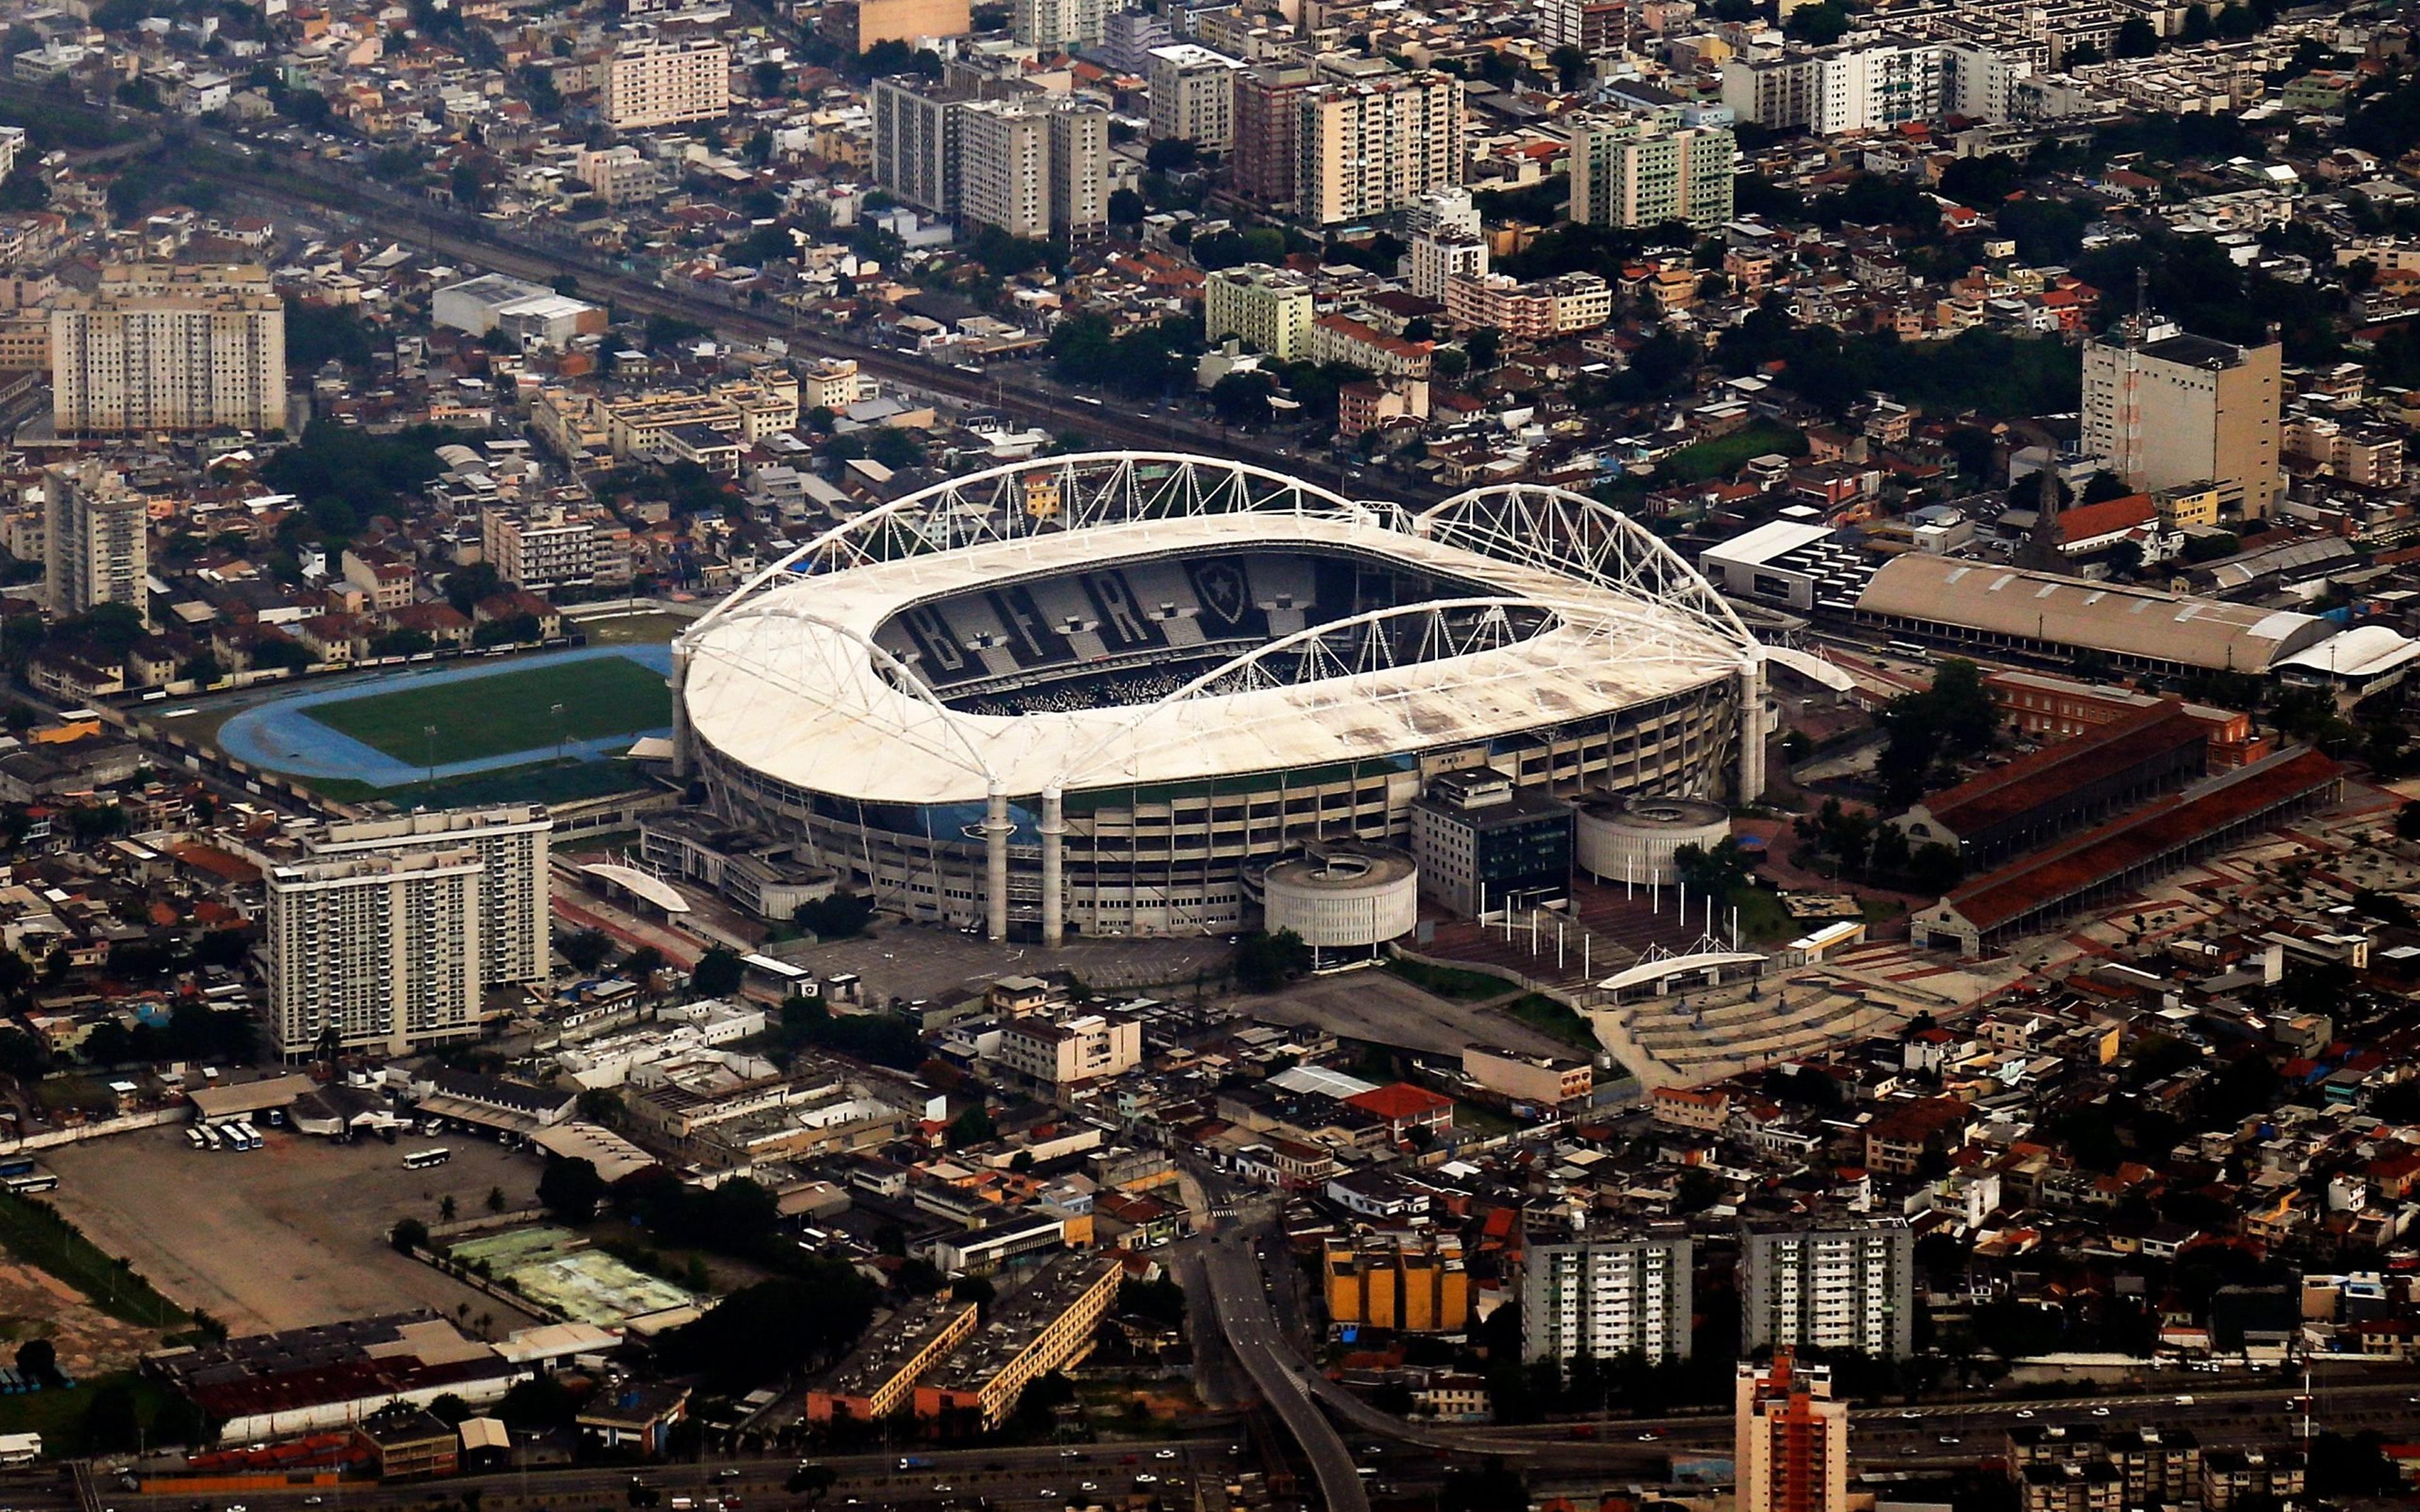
[1046,106,1109,241]
[1569,106,1735,230]
[806,1295,980,1423]
[267,850,484,1058]
[1148,44,1242,151]
[2081,318,2283,519]
[913,1253,1121,1430]
[2283,406,2401,490]
[1297,72,1464,225]
[872,75,960,215]
[1444,270,1613,339]
[824,0,969,52]
[1409,229,1488,301]
[1741,1217,1915,1359]
[1204,263,1315,360]
[1325,1233,1470,1332]
[1231,62,1317,208]
[1011,0,1107,49]
[573,145,671,206]
[1737,1354,1849,1512]
[1521,1232,1693,1366]
[481,504,629,592]
[52,263,285,435]
[996,1013,1143,1086]
[301,805,553,991]
[1721,38,1947,134]
[604,38,731,131]
[43,461,147,624]
[957,100,1052,241]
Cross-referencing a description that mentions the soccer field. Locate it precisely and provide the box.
[302,655,673,765]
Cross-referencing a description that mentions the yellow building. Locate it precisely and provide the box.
[2153,482,2224,531]
[914,1253,1121,1431]
[1324,1233,1470,1333]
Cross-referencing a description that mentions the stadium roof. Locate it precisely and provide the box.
[681,461,1754,806]
[1857,554,2333,672]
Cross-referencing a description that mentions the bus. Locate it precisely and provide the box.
[197,1124,223,1152]
[3,1174,57,1194]
[185,1126,206,1150]
[403,1147,452,1170]
[229,1123,261,1150]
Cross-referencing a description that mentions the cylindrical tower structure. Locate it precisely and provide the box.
[1260,846,1419,951]
[1574,795,1732,887]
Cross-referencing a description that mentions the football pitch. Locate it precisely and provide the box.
[302,656,673,766]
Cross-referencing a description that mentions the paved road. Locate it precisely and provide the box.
[1200,1229,1368,1512]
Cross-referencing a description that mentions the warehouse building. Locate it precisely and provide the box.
[1893,701,2213,869]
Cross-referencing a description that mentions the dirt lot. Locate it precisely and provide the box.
[1240,968,1577,1060]
[0,1261,160,1377]
[43,1127,549,1335]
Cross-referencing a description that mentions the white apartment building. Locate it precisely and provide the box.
[996,1013,1143,1085]
[1741,1218,1915,1359]
[268,850,483,1058]
[1521,1234,1694,1368]
[482,504,612,592]
[1013,0,1108,50]
[1409,229,1487,302]
[1297,72,1465,226]
[1721,38,1947,134]
[958,100,1054,241]
[1204,263,1315,361]
[1569,106,1735,230]
[51,264,285,435]
[1942,40,2034,121]
[872,75,960,215]
[604,37,731,131]
[301,805,553,991]
[1047,106,1109,241]
[1148,44,1242,151]
[43,461,147,624]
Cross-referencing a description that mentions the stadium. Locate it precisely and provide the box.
[673,454,1766,942]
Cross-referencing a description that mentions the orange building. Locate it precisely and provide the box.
[1982,669,2264,769]
[1324,1232,1470,1333]
[1736,1353,1848,1512]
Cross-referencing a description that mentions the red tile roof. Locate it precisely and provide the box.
[1920,701,2208,839]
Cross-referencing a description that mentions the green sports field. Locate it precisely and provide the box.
[304,657,672,765]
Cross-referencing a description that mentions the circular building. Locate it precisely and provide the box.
[674,454,1763,941]
[1260,847,1420,953]
[1575,795,1734,887]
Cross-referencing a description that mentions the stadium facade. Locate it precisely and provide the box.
[674,454,1763,942]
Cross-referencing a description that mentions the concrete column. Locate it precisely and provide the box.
[1736,656,1766,803]
[1040,784,1066,948]
[984,785,1012,942]
[668,638,694,779]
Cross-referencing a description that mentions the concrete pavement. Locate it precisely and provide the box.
[1200,1232,1368,1512]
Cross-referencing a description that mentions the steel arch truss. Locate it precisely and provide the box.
[1414,483,1757,659]
[691,452,1391,636]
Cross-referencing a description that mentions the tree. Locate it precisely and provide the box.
[1144,137,1197,173]
[14,1339,57,1388]
[1209,370,1276,428]
[438,1194,457,1222]
[1108,187,1145,225]
[1548,43,1589,91]
[391,1217,430,1253]
[946,1105,997,1149]
[1464,328,1502,371]
[559,929,614,975]
[1909,842,1966,896]
[794,888,875,939]
[428,1393,473,1426]
[485,1185,507,1214]
[786,1465,838,1503]
[1785,0,1850,43]
[538,1157,607,1224]
[2397,800,2420,841]
[751,60,785,98]
[2114,15,2160,55]
[691,946,745,999]
[625,946,667,982]
[1234,929,1312,992]
[1672,837,1751,897]
[657,1269,879,1392]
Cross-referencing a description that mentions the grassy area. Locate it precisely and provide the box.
[0,1372,182,1456]
[1862,898,1904,924]
[308,756,651,808]
[1504,992,1599,1051]
[0,1193,188,1330]
[1659,423,1810,486]
[1731,884,1798,946]
[577,612,691,645]
[1453,1099,1520,1138]
[1386,957,1516,1002]
[304,656,671,765]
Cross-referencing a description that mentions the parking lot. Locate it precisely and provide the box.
[765,922,1232,1009]
[43,1125,547,1334]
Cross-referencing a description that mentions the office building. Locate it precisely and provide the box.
[1148,44,1241,151]
[1326,1233,1470,1332]
[872,76,960,215]
[822,0,969,52]
[42,461,147,624]
[1232,62,1317,208]
[1569,107,1735,230]
[301,806,553,991]
[1741,1217,1915,1360]
[604,38,731,130]
[996,1012,1143,1086]
[1204,263,1315,360]
[268,850,484,1058]
[957,100,1052,240]
[1737,1353,1848,1512]
[1521,1233,1693,1367]
[1298,71,1464,225]
[50,263,284,435]
[2082,318,2283,520]
[1409,767,1573,918]
[1012,0,1107,49]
